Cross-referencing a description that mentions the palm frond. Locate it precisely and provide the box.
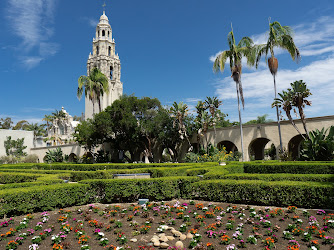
[237,36,254,48]
[255,44,267,68]
[280,35,301,62]
[213,50,230,73]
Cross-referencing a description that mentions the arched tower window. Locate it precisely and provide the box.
[108,46,111,56]
[96,46,99,55]
[102,30,105,36]
[108,31,110,37]
[110,66,113,80]
[98,30,100,37]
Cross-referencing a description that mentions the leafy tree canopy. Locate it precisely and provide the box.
[0,117,13,129]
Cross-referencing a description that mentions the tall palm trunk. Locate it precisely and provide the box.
[98,98,102,113]
[235,82,244,162]
[285,110,306,140]
[297,106,309,138]
[213,123,217,147]
[273,74,283,153]
[269,57,283,153]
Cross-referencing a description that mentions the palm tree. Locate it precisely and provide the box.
[272,90,306,140]
[170,101,191,145]
[26,123,47,147]
[213,26,257,161]
[204,96,222,145]
[256,20,301,152]
[77,67,110,114]
[289,80,312,138]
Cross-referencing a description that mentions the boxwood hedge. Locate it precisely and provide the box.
[192,179,334,208]
[244,162,334,174]
[0,183,93,218]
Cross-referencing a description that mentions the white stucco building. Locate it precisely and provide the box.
[85,11,123,119]
[46,107,80,146]
[0,129,34,157]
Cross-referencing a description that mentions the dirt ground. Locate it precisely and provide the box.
[0,200,333,250]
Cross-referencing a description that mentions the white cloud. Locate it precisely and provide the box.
[214,55,334,121]
[209,16,334,122]
[184,98,202,104]
[20,56,44,70]
[22,107,55,112]
[210,16,334,66]
[81,17,98,28]
[6,0,59,69]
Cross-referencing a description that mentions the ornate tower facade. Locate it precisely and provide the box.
[85,11,123,119]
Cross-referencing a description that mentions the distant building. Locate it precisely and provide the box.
[85,11,123,119]
[46,107,80,146]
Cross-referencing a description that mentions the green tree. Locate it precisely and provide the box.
[256,20,301,151]
[213,26,257,161]
[77,67,110,114]
[204,96,222,145]
[0,117,13,129]
[272,90,305,139]
[4,136,27,157]
[244,114,273,125]
[13,120,29,130]
[42,114,54,134]
[170,101,191,146]
[25,123,47,147]
[289,80,312,138]
[74,95,194,163]
[73,119,98,152]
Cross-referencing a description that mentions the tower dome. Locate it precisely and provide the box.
[99,11,109,24]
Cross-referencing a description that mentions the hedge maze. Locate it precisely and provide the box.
[0,161,333,218]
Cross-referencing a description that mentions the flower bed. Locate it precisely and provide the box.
[0,200,333,249]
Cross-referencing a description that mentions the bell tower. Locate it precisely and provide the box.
[85,11,123,119]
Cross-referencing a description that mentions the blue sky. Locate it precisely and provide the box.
[1,0,334,124]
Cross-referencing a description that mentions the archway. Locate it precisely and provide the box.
[288,134,306,160]
[82,152,94,164]
[217,140,238,153]
[68,153,78,163]
[249,138,270,160]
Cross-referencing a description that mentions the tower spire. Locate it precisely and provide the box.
[102,1,106,12]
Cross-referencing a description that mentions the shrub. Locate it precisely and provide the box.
[22,154,39,163]
[0,172,40,184]
[300,126,334,161]
[80,177,198,203]
[0,183,93,218]
[192,179,333,209]
[220,173,334,182]
[184,146,237,163]
[243,162,334,174]
[0,155,21,164]
[44,147,64,163]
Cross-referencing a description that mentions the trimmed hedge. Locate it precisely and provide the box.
[203,164,244,179]
[0,172,41,184]
[244,162,334,174]
[80,177,198,203]
[220,173,334,182]
[69,166,215,181]
[192,179,334,209]
[0,162,218,171]
[0,183,93,218]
